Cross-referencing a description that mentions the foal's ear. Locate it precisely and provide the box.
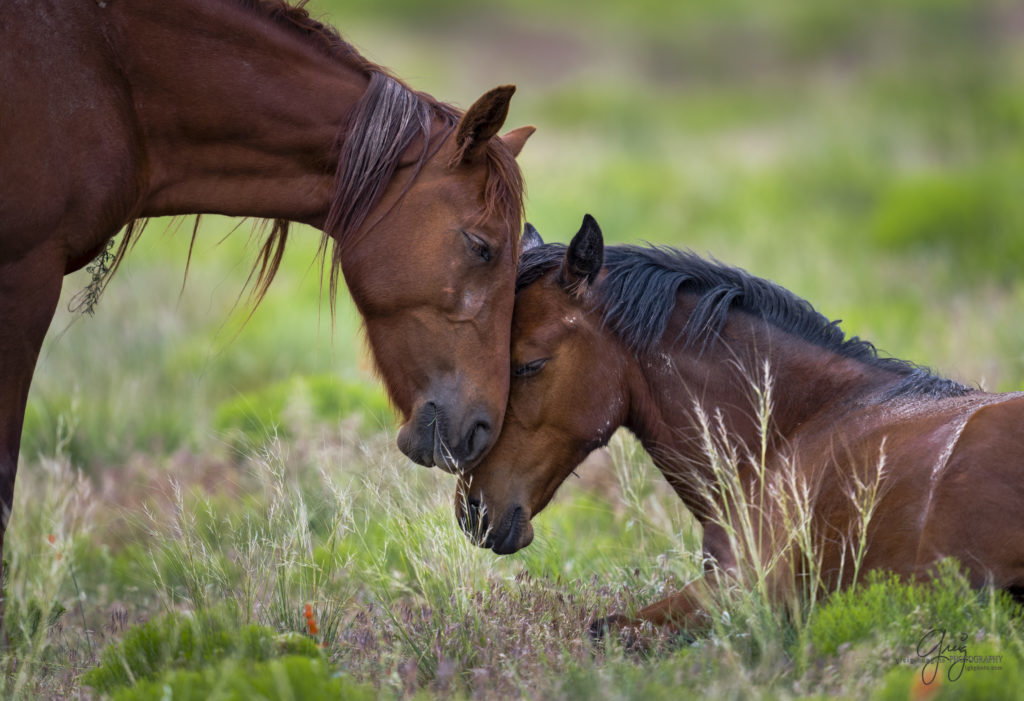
[561,214,604,296]
[453,85,516,165]
[522,222,544,251]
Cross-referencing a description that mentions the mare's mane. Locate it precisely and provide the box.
[80,0,524,313]
[517,243,970,400]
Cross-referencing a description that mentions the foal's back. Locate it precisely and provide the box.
[794,391,1024,590]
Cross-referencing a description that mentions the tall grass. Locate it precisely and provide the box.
[3,403,1023,698]
[1,431,96,698]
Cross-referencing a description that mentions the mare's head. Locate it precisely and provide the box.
[455,215,628,554]
[333,79,533,472]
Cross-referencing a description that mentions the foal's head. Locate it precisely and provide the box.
[338,84,533,473]
[456,215,628,554]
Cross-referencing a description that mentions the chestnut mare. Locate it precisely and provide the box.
[1,0,533,605]
[457,215,1024,638]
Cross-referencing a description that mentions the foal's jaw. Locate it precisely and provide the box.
[480,503,534,555]
[455,483,535,554]
[492,507,534,554]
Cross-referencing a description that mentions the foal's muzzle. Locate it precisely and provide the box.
[456,496,533,555]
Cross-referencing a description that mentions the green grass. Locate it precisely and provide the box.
[109,656,376,701]
[5,431,1023,699]
[80,609,323,694]
[8,0,1024,697]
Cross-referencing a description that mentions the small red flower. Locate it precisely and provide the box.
[910,673,942,701]
[303,603,319,635]
[47,534,56,545]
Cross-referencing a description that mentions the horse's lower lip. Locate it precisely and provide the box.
[490,507,525,555]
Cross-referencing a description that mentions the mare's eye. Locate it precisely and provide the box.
[463,231,491,263]
[513,358,548,379]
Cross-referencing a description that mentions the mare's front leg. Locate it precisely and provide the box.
[0,245,64,619]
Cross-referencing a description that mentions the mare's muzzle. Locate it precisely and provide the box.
[397,399,494,473]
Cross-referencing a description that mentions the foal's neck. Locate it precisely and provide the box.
[109,0,371,227]
[623,308,902,517]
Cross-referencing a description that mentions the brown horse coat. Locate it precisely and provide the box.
[1,0,533,613]
[457,216,1024,635]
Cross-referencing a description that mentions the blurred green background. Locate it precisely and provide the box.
[24,0,1024,468]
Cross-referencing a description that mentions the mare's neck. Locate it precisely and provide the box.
[109,0,370,227]
[622,305,903,517]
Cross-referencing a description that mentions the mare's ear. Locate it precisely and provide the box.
[453,85,516,165]
[501,125,535,157]
[522,223,544,251]
[560,214,604,296]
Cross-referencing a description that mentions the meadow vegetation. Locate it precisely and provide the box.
[7,0,1024,697]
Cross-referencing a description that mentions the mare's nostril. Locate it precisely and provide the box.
[463,418,492,465]
[398,400,441,467]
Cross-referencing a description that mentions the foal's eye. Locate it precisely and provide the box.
[513,358,548,378]
[463,231,492,263]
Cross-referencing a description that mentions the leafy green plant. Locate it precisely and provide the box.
[81,609,321,695]
[807,564,1023,659]
[110,655,378,701]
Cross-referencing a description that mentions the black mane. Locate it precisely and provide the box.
[517,243,970,400]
